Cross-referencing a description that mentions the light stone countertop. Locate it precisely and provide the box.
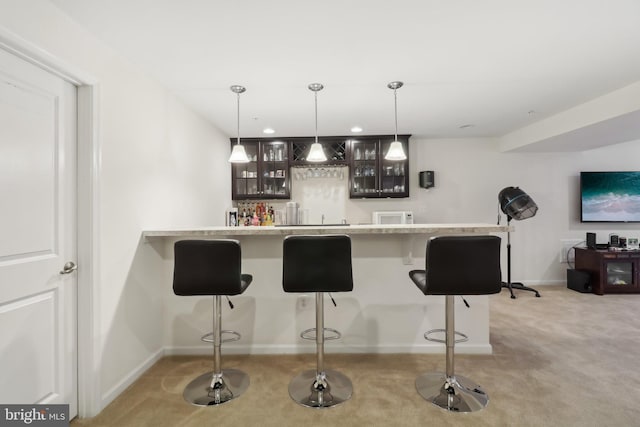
[142,223,511,238]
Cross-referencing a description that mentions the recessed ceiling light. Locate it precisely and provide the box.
[350,126,363,133]
[263,128,275,134]
[459,124,474,129]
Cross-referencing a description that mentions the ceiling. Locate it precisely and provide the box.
[49,0,640,141]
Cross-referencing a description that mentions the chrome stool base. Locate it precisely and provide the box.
[415,372,488,413]
[288,369,353,408]
[183,368,249,406]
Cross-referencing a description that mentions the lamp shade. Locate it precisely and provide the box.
[498,186,538,220]
[228,144,250,163]
[385,140,407,161]
[307,142,327,162]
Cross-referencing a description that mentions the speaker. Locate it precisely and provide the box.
[586,232,596,250]
[567,269,591,293]
[419,171,434,188]
[610,234,619,247]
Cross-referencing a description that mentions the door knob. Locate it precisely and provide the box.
[60,261,77,274]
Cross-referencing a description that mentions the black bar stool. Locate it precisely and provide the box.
[409,235,502,413]
[282,234,353,408]
[173,239,253,406]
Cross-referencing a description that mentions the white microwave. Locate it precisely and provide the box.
[372,211,414,225]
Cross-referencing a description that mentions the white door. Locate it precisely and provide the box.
[0,47,78,417]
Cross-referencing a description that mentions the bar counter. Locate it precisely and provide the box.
[144,223,511,356]
[143,223,510,238]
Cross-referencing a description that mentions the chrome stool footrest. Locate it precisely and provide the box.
[424,328,469,344]
[300,327,341,341]
[201,330,241,343]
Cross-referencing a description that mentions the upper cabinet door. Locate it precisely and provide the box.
[379,137,409,196]
[260,141,290,198]
[349,135,410,199]
[231,140,259,200]
[350,138,379,197]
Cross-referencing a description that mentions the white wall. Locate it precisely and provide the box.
[0,0,231,410]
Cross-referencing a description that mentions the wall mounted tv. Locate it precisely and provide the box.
[581,171,640,222]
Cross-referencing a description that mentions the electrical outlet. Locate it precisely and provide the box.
[560,239,583,263]
[296,295,312,310]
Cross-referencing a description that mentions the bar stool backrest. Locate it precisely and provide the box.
[423,235,502,296]
[173,239,245,296]
[283,235,353,293]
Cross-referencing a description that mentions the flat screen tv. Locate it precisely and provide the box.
[581,171,640,222]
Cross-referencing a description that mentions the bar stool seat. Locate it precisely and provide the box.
[282,234,354,408]
[173,239,252,406]
[409,235,502,413]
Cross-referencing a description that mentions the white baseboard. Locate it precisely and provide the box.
[101,348,164,410]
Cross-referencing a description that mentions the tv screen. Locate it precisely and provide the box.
[581,171,640,222]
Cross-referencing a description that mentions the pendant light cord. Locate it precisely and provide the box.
[314,90,319,144]
[236,91,241,146]
[394,87,398,141]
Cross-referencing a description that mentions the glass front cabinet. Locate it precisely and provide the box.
[230,135,409,200]
[230,139,290,200]
[348,135,409,198]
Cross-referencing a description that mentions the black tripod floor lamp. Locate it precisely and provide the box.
[498,186,541,299]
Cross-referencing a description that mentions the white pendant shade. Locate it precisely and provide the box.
[228,143,250,163]
[385,141,406,161]
[307,142,327,162]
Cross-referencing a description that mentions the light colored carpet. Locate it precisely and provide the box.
[72,285,640,426]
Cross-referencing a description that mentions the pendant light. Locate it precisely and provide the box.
[385,81,407,161]
[228,85,250,163]
[307,83,327,162]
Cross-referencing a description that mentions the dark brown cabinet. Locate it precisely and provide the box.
[574,248,640,295]
[230,135,409,200]
[230,139,290,200]
[348,135,410,198]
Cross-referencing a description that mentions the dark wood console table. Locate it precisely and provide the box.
[575,247,640,295]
